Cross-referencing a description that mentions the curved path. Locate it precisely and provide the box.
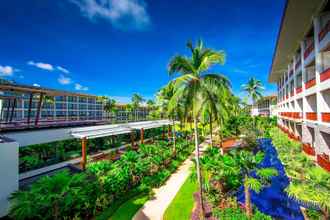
[133,140,209,220]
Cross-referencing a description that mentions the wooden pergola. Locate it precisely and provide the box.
[70,120,173,169]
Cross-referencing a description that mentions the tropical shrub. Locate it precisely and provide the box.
[213,207,272,220]
[270,127,330,219]
[10,138,194,219]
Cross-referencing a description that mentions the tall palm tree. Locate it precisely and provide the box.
[167,39,229,217]
[242,77,264,104]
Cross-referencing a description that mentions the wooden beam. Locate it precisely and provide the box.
[81,137,87,170]
[27,93,33,125]
[130,131,135,149]
[35,93,44,126]
[9,98,16,122]
[140,128,144,145]
[5,99,11,122]
[168,125,171,139]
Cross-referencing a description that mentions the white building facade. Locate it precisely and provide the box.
[269,0,330,172]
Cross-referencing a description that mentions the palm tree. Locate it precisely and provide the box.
[131,93,145,121]
[146,99,155,109]
[241,77,264,104]
[242,78,264,128]
[103,98,117,122]
[167,39,229,217]
[235,151,278,217]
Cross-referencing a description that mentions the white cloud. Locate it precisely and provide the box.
[57,66,70,74]
[233,68,248,74]
[33,83,41,87]
[0,65,16,76]
[58,74,72,85]
[75,83,89,91]
[27,61,54,71]
[70,0,150,30]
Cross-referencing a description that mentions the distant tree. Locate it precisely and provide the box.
[241,77,264,104]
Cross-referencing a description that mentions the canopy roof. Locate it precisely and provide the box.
[70,119,172,139]
[0,82,98,97]
[268,0,325,83]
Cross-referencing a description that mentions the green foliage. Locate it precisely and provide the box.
[213,207,272,220]
[10,138,194,220]
[9,171,99,220]
[270,127,330,217]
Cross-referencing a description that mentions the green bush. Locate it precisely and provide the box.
[10,138,194,219]
[213,207,271,220]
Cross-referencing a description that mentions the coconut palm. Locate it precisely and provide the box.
[103,98,117,122]
[234,150,278,217]
[167,39,230,217]
[241,77,264,104]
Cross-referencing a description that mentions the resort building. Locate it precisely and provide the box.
[251,95,277,117]
[269,0,330,171]
[0,82,150,131]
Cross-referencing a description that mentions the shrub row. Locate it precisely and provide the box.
[9,138,194,220]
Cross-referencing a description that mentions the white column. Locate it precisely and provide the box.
[0,139,19,217]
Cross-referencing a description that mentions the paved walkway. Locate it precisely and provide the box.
[133,141,209,220]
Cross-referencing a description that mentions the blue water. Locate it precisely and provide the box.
[236,138,304,220]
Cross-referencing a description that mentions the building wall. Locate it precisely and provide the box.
[276,13,330,160]
[0,139,18,217]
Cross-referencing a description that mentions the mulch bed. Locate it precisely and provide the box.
[191,192,216,220]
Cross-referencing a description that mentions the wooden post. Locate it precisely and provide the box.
[140,128,144,145]
[168,125,171,139]
[81,137,87,170]
[27,93,33,125]
[35,93,44,126]
[5,99,11,122]
[9,98,17,122]
[130,131,135,149]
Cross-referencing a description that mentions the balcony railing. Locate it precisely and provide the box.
[306,112,317,121]
[295,86,302,94]
[317,154,330,172]
[289,70,293,77]
[305,78,316,89]
[320,68,330,82]
[302,143,315,156]
[321,112,330,123]
[304,43,314,59]
[319,20,330,42]
[295,59,301,69]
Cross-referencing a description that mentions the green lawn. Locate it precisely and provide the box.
[163,176,197,220]
[109,193,149,220]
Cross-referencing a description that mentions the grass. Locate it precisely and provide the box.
[96,189,145,220]
[109,193,149,220]
[163,175,197,220]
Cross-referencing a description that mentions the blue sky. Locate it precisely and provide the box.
[0,0,285,103]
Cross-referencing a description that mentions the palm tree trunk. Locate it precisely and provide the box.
[172,119,176,153]
[299,207,309,220]
[209,114,213,147]
[244,175,252,218]
[194,117,205,219]
[321,208,329,220]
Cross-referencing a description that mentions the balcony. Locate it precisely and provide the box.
[319,19,330,42]
[289,70,293,77]
[317,153,330,172]
[295,59,301,70]
[304,43,314,59]
[320,68,330,82]
[305,78,316,89]
[321,112,330,123]
[306,112,317,121]
[295,86,302,94]
[302,143,315,156]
